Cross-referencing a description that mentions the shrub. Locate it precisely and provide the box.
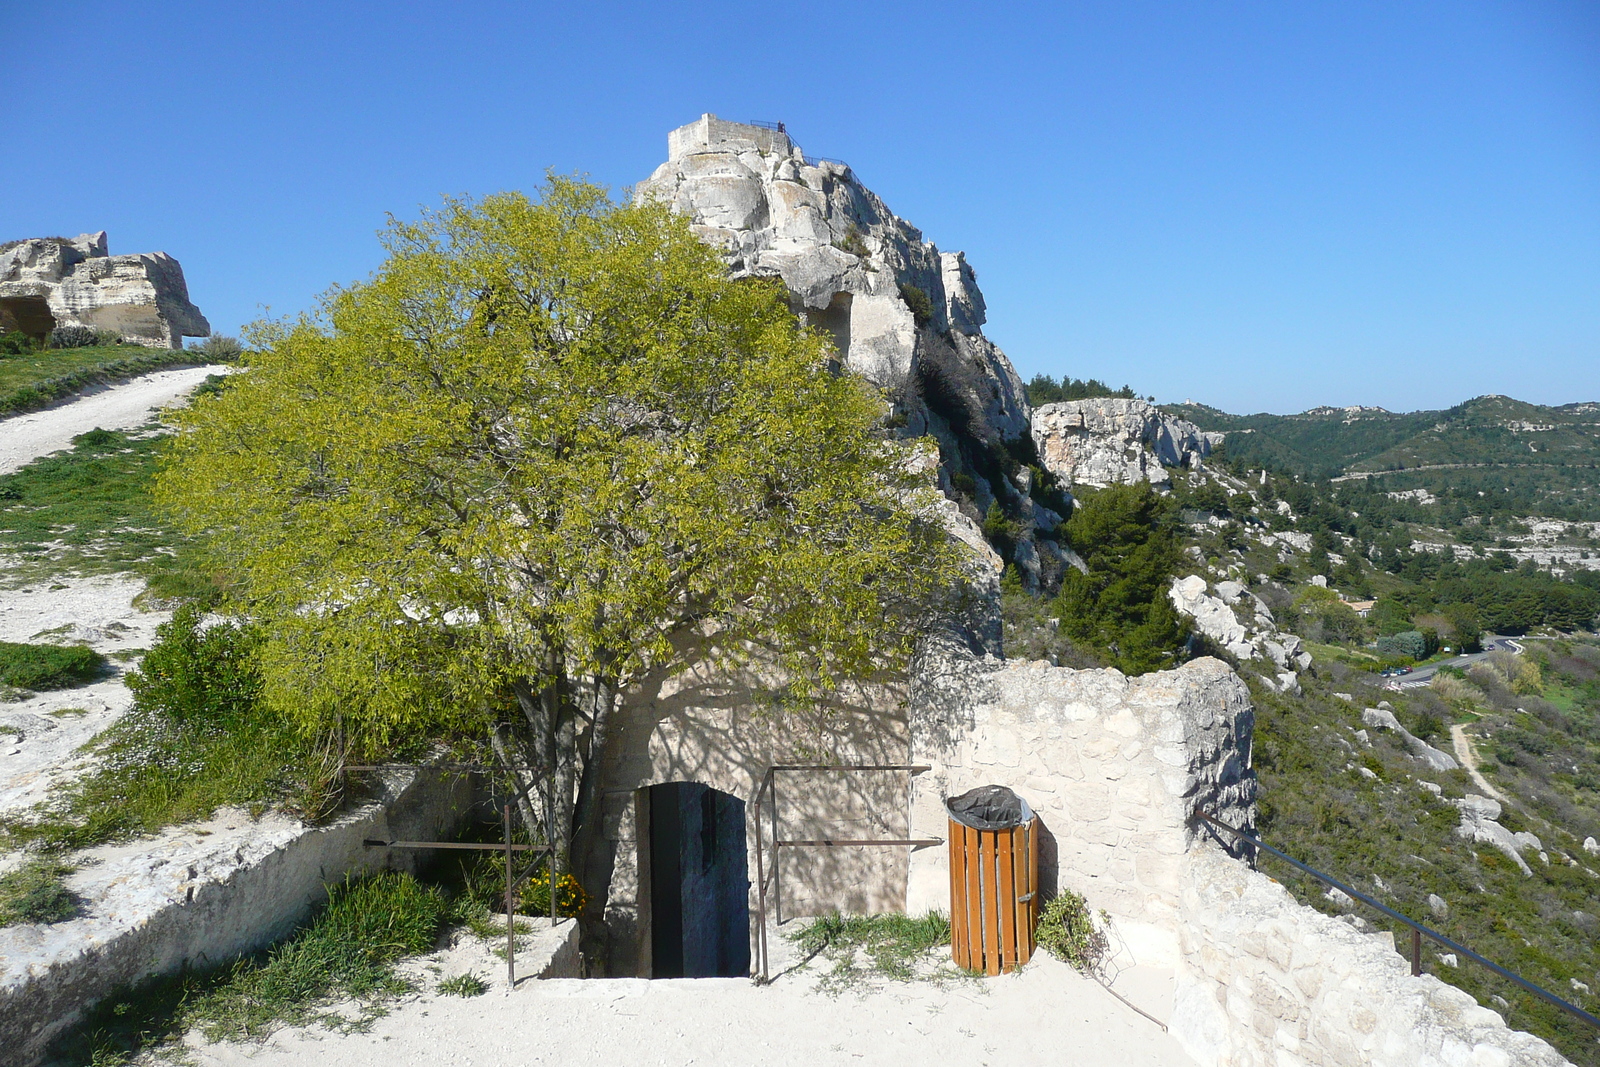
[47,324,98,349]
[193,334,245,361]
[0,641,106,690]
[1035,889,1107,972]
[94,328,122,346]
[0,858,77,926]
[898,283,933,328]
[0,330,37,356]
[1375,630,1430,660]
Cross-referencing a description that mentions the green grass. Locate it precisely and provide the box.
[0,857,77,926]
[786,911,960,992]
[436,972,488,997]
[0,345,204,416]
[0,641,106,690]
[0,424,220,596]
[51,871,447,1065]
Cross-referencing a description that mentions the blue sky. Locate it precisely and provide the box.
[4,1,1597,414]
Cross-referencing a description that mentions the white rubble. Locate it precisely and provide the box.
[1167,575,1311,691]
[0,232,209,348]
[1031,397,1223,488]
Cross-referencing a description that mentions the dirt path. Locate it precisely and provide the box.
[0,364,228,475]
[1450,724,1509,804]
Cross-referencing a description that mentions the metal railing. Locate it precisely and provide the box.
[751,764,941,982]
[348,763,558,987]
[1195,810,1600,1033]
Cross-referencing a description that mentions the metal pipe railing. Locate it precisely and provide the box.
[1194,810,1600,1033]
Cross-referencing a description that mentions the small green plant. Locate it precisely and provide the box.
[47,325,98,349]
[437,972,488,997]
[833,223,869,258]
[897,282,934,327]
[787,911,957,992]
[1035,889,1108,972]
[0,330,38,356]
[0,857,77,926]
[0,641,106,690]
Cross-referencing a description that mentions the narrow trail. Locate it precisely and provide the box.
[1450,724,1509,804]
[0,364,228,475]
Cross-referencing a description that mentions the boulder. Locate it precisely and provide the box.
[0,232,209,348]
[1031,397,1222,488]
[1361,707,1459,772]
[1452,794,1534,876]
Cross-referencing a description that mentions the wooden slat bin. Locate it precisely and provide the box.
[948,815,1038,974]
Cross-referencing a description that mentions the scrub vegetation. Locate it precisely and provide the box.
[787,911,961,992]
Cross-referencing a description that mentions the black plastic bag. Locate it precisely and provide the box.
[944,785,1033,830]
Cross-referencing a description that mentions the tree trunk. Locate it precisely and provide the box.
[569,674,619,973]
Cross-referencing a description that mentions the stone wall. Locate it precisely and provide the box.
[906,650,1256,963]
[1173,847,1572,1067]
[597,662,912,976]
[0,768,471,1066]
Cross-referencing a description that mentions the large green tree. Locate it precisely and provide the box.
[1054,481,1189,674]
[156,179,962,951]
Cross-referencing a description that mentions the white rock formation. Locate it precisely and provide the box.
[1450,793,1537,876]
[636,115,1028,455]
[1031,397,1222,488]
[1360,705,1460,773]
[0,232,209,348]
[1168,574,1310,691]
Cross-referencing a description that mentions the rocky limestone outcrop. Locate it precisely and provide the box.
[1360,704,1460,775]
[1448,792,1544,876]
[0,232,209,348]
[637,115,1063,587]
[1168,575,1310,692]
[1032,397,1222,488]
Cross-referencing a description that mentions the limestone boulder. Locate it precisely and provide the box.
[0,232,209,349]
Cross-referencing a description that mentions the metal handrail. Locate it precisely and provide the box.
[1194,811,1600,1032]
[752,763,939,982]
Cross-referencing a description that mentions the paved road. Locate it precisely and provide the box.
[1382,636,1523,689]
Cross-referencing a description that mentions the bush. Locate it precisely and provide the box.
[0,641,106,690]
[0,330,37,356]
[193,334,244,361]
[1035,889,1107,972]
[47,324,98,349]
[1375,630,1430,660]
[897,283,933,328]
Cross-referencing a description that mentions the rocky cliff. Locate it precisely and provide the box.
[638,115,1066,588]
[0,232,209,349]
[1032,397,1222,488]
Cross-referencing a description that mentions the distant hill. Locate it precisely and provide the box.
[1169,396,1600,520]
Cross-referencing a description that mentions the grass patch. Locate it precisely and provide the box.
[0,640,106,690]
[436,972,488,997]
[786,912,960,992]
[0,424,221,594]
[0,608,319,851]
[0,857,77,926]
[53,871,447,1064]
[46,706,89,718]
[0,345,206,417]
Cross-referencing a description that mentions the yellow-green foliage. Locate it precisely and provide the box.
[155,176,963,754]
[1431,671,1488,707]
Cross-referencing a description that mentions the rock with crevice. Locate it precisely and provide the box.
[1360,706,1460,773]
[1167,574,1311,691]
[1450,793,1536,876]
[0,232,209,348]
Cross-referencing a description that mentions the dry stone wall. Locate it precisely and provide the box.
[1173,847,1572,1067]
[906,650,1256,962]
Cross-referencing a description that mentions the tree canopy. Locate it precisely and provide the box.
[156,178,964,938]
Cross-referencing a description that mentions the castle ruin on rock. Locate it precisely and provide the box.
[635,115,1069,590]
[0,232,210,349]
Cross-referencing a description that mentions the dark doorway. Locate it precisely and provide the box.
[644,782,749,978]
[0,295,55,340]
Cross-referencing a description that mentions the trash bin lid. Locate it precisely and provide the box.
[944,785,1033,830]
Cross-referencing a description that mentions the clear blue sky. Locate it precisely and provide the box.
[5,1,1597,415]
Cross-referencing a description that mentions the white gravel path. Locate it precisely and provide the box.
[0,364,228,475]
[182,931,1192,1067]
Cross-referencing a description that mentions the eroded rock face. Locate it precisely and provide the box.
[636,115,1029,452]
[1032,397,1222,488]
[1168,574,1311,692]
[0,232,209,348]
